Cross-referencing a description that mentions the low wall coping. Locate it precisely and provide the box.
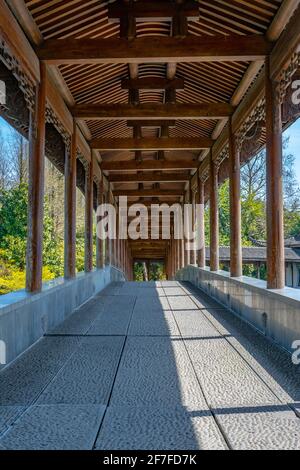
[185,265,300,309]
[0,267,111,317]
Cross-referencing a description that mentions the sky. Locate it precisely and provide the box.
[0,116,11,135]
[0,115,300,182]
[284,119,300,182]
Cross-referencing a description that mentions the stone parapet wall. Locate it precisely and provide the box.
[176,266,300,353]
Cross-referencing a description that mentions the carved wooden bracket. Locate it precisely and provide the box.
[0,34,35,111]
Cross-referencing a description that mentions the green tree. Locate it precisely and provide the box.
[0,183,28,268]
[218,181,230,246]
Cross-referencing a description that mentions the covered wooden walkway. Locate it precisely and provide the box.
[1,0,300,288]
[0,281,300,450]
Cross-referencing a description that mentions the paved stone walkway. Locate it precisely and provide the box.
[0,281,300,450]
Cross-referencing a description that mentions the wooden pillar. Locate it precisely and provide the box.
[169,241,172,279]
[177,238,181,271]
[197,176,206,268]
[115,207,119,268]
[114,203,118,268]
[210,153,219,271]
[173,234,176,276]
[120,238,123,272]
[123,240,126,274]
[147,259,151,281]
[104,192,111,266]
[174,237,178,275]
[26,62,47,292]
[96,178,104,269]
[184,196,190,266]
[229,118,242,277]
[176,239,180,274]
[265,57,285,289]
[110,194,115,266]
[84,158,93,272]
[64,120,77,279]
[180,238,185,269]
[170,241,172,279]
[190,187,196,265]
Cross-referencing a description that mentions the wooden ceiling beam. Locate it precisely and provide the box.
[0,1,40,82]
[37,35,272,65]
[109,173,190,183]
[102,160,198,171]
[73,103,233,120]
[121,77,184,90]
[108,1,199,22]
[125,199,181,207]
[91,136,213,151]
[127,120,176,128]
[114,189,184,197]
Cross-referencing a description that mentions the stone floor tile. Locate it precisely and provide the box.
[0,405,105,450]
[95,405,227,450]
[37,336,125,405]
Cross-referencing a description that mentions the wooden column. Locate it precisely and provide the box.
[173,235,176,276]
[84,158,93,272]
[180,238,185,269]
[26,62,46,292]
[169,240,172,279]
[177,238,181,271]
[64,121,77,279]
[178,239,182,271]
[265,58,285,289]
[197,176,206,268]
[170,241,173,278]
[210,154,219,271]
[123,240,126,274]
[96,177,104,269]
[229,118,242,277]
[114,202,118,267]
[174,238,177,276]
[120,238,123,272]
[115,207,119,268]
[190,187,196,265]
[104,193,111,266]
[184,196,190,266]
[108,192,114,266]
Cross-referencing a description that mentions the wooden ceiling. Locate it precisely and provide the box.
[15,0,288,259]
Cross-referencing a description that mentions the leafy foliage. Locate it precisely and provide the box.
[214,142,300,247]
[133,261,166,281]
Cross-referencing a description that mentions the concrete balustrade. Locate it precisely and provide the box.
[176,266,300,353]
[0,267,125,368]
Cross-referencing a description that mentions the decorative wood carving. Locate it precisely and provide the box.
[0,34,35,111]
[240,121,264,163]
[277,51,300,104]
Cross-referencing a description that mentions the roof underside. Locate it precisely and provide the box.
[22,0,285,260]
